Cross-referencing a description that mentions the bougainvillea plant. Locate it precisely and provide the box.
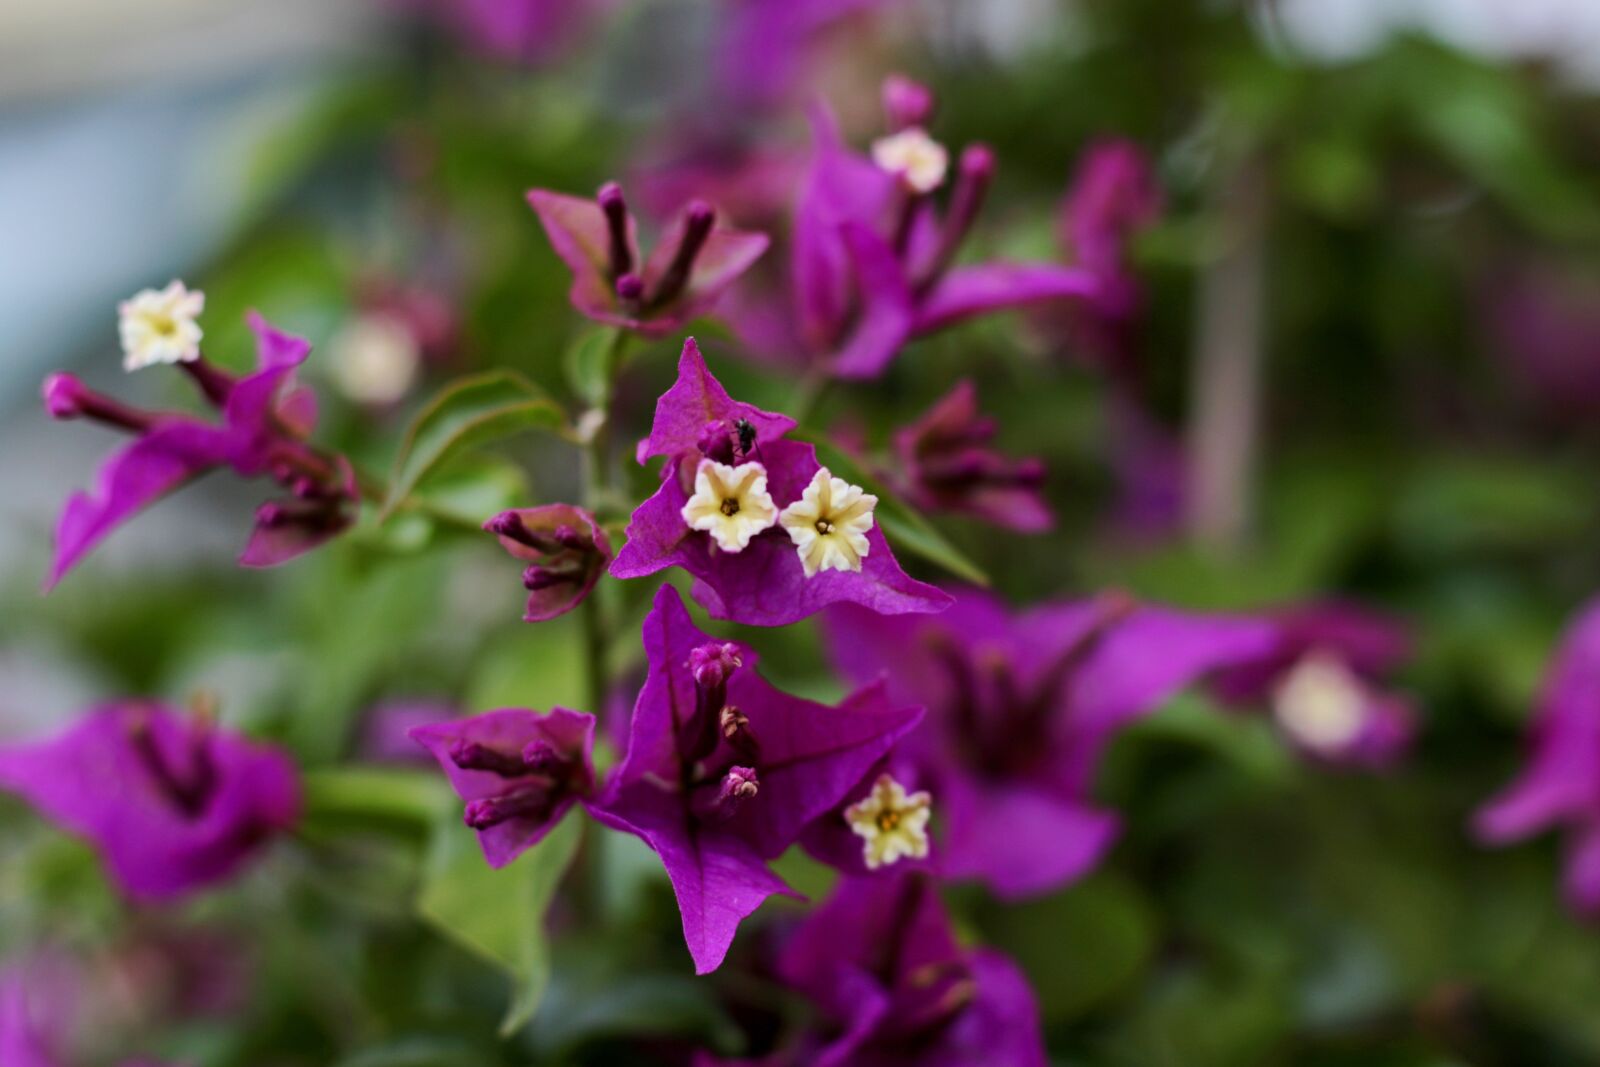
[20,6,1600,1063]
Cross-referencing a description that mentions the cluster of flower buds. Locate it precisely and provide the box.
[412,708,597,868]
[484,504,612,621]
[528,181,769,337]
[891,379,1052,533]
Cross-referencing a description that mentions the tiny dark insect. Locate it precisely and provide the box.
[734,418,761,461]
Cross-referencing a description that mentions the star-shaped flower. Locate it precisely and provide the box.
[609,337,950,627]
[844,773,931,870]
[118,280,205,371]
[779,468,876,576]
[588,585,924,973]
[681,460,779,552]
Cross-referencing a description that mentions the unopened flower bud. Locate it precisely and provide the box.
[448,739,530,778]
[523,565,576,591]
[718,766,760,805]
[463,788,551,830]
[690,642,743,689]
[598,181,634,280]
[696,419,738,464]
[883,73,936,131]
[521,739,567,776]
[615,272,645,303]
[42,373,85,419]
[649,201,715,308]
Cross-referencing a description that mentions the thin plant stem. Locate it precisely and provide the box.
[791,364,836,427]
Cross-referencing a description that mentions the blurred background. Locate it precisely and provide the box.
[8,0,1600,1064]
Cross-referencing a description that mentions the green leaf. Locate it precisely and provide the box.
[301,766,451,829]
[564,327,622,409]
[795,432,990,587]
[383,371,566,519]
[416,810,583,1035]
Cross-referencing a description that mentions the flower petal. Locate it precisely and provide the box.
[912,262,1101,335]
[636,337,796,464]
[47,420,233,588]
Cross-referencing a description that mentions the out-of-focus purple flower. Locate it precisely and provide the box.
[484,504,612,622]
[589,585,923,973]
[1,965,185,1067]
[1214,602,1416,767]
[610,338,951,626]
[823,587,1278,897]
[44,311,356,588]
[1482,260,1600,420]
[403,0,612,65]
[633,142,807,237]
[890,380,1051,533]
[699,874,1046,1067]
[1102,397,1185,542]
[0,971,61,1067]
[1042,139,1161,375]
[792,77,1100,379]
[0,702,300,902]
[714,0,902,112]
[1475,596,1600,913]
[527,182,769,337]
[410,707,596,869]
[1060,139,1161,290]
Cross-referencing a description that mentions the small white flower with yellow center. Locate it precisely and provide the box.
[118,280,205,372]
[681,459,779,552]
[871,126,949,195]
[845,773,932,870]
[1272,651,1367,755]
[779,468,877,577]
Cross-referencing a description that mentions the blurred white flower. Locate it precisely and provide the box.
[329,311,419,406]
[118,279,203,371]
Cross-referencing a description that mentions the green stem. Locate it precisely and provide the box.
[790,364,836,427]
[573,327,631,918]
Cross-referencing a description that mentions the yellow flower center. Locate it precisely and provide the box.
[779,468,878,578]
[681,459,779,553]
[845,773,932,870]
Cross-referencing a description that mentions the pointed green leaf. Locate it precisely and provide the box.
[416,810,583,1036]
[564,328,623,409]
[383,371,566,519]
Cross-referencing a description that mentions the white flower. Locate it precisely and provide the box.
[871,127,949,194]
[845,774,932,870]
[329,312,420,406]
[1272,651,1367,754]
[118,280,205,371]
[779,468,876,577]
[681,459,779,552]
